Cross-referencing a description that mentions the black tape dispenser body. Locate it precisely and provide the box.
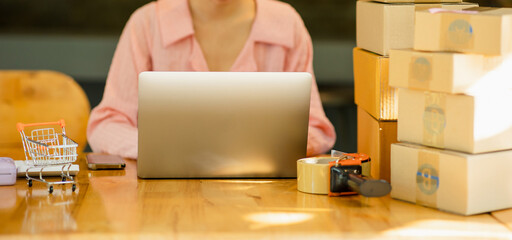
[329,153,391,197]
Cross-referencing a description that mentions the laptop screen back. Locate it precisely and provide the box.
[137,72,312,178]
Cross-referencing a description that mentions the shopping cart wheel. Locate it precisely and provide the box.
[72,184,76,192]
[28,179,33,187]
[62,176,66,181]
[49,185,54,194]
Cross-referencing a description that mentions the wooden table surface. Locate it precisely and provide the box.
[1,156,511,240]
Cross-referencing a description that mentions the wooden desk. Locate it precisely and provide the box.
[1,156,511,239]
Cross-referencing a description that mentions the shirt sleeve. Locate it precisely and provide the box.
[86,7,153,159]
[286,13,336,156]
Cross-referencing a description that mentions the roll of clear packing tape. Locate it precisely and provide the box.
[297,157,371,194]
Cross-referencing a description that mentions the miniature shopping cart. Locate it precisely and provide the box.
[17,119,78,193]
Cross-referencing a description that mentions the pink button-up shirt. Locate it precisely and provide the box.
[87,0,336,159]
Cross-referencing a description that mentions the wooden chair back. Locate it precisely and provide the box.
[0,70,90,160]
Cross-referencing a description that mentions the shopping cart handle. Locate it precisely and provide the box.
[16,123,24,132]
[17,119,66,132]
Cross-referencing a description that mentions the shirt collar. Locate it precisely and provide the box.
[157,0,194,47]
[157,0,294,49]
[251,0,295,49]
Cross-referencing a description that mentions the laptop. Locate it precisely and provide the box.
[137,72,312,178]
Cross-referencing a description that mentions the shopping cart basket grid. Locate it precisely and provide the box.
[17,120,78,194]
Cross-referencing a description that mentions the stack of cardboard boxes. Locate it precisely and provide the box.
[389,7,512,215]
[354,0,477,182]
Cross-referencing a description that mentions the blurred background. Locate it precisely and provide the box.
[0,0,506,152]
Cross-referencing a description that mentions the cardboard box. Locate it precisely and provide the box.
[357,1,478,56]
[359,0,461,2]
[391,142,512,215]
[389,49,512,94]
[397,88,512,154]
[415,7,512,55]
[353,47,397,120]
[357,106,397,182]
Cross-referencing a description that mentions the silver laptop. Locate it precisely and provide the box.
[137,72,312,178]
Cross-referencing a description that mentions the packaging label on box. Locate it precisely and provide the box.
[415,7,512,55]
[423,92,446,148]
[416,150,440,207]
[442,14,475,50]
[409,55,433,89]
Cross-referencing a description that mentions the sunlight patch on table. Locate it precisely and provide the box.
[244,212,314,229]
[382,219,512,238]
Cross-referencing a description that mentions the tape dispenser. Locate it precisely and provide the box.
[297,150,391,197]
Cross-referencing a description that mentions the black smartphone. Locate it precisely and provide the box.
[86,153,126,170]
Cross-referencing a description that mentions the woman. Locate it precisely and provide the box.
[87,0,336,159]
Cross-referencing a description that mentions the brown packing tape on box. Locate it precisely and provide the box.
[423,92,446,148]
[297,157,371,194]
[416,150,440,208]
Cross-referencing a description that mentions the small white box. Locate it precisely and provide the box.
[414,7,512,55]
[397,88,512,154]
[356,1,477,56]
[391,143,512,215]
[0,157,16,185]
[389,49,512,94]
